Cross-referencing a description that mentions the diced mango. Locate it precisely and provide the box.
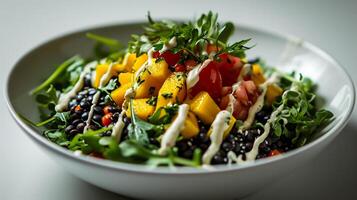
[94,63,111,88]
[156,73,186,109]
[251,64,266,85]
[135,59,171,98]
[181,112,200,139]
[111,83,132,106]
[266,84,283,105]
[132,53,148,72]
[207,116,236,139]
[113,53,137,72]
[118,72,134,85]
[126,98,155,120]
[190,91,221,124]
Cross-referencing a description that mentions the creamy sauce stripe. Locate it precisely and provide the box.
[202,110,231,165]
[84,63,114,132]
[186,59,212,90]
[158,104,190,155]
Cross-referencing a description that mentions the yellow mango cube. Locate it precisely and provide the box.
[266,84,283,105]
[126,98,155,120]
[190,91,221,124]
[111,83,132,106]
[113,53,137,72]
[94,63,111,88]
[156,73,186,109]
[132,53,148,72]
[181,112,200,139]
[135,59,171,99]
[251,64,266,85]
[118,72,134,85]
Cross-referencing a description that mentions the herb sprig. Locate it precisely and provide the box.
[271,75,334,146]
[128,11,252,62]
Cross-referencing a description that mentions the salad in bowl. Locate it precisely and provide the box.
[27,12,333,167]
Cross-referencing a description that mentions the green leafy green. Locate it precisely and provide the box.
[31,55,83,94]
[128,11,252,62]
[127,99,164,146]
[119,140,202,167]
[270,75,334,147]
[148,104,179,125]
[86,33,124,59]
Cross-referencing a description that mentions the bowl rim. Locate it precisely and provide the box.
[5,20,356,175]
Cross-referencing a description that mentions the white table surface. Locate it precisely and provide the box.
[1,0,357,199]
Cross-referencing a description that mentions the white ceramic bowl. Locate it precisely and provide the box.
[5,22,355,200]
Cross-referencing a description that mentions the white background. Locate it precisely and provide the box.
[1,0,357,199]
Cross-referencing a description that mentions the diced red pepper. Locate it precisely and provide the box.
[101,113,113,126]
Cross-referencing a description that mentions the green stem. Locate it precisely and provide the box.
[30,55,81,95]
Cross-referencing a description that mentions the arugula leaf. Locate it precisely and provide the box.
[31,56,83,94]
[43,130,69,147]
[86,33,124,59]
[127,99,164,146]
[119,140,202,167]
[270,76,334,147]
[128,12,252,62]
[148,104,179,125]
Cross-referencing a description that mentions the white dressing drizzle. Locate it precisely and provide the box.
[158,104,190,155]
[159,37,177,53]
[55,62,95,112]
[186,59,212,90]
[202,110,231,165]
[83,63,114,132]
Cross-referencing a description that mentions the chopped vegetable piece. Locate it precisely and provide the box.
[190,91,221,124]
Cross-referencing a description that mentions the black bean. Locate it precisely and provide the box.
[246,132,255,142]
[222,141,233,152]
[65,125,75,133]
[93,106,102,114]
[108,106,119,113]
[233,145,241,154]
[70,113,81,120]
[212,151,227,164]
[176,142,188,152]
[84,74,92,86]
[80,101,91,109]
[198,132,209,143]
[112,112,119,122]
[79,90,88,96]
[199,143,209,151]
[182,149,193,159]
[88,88,97,95]
[87,96,93,102]
[81,112,88,120]
[256,110,270,123]
[76,94,84,101]
[69,100,77,109]
[93,114,102,122]
[69,129,80,136]
[76,123,85,132]
[246,142,253,151]
[71,119,81,126]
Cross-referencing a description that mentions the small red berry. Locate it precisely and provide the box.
[268,149,281,157]
[101,113,113,126]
